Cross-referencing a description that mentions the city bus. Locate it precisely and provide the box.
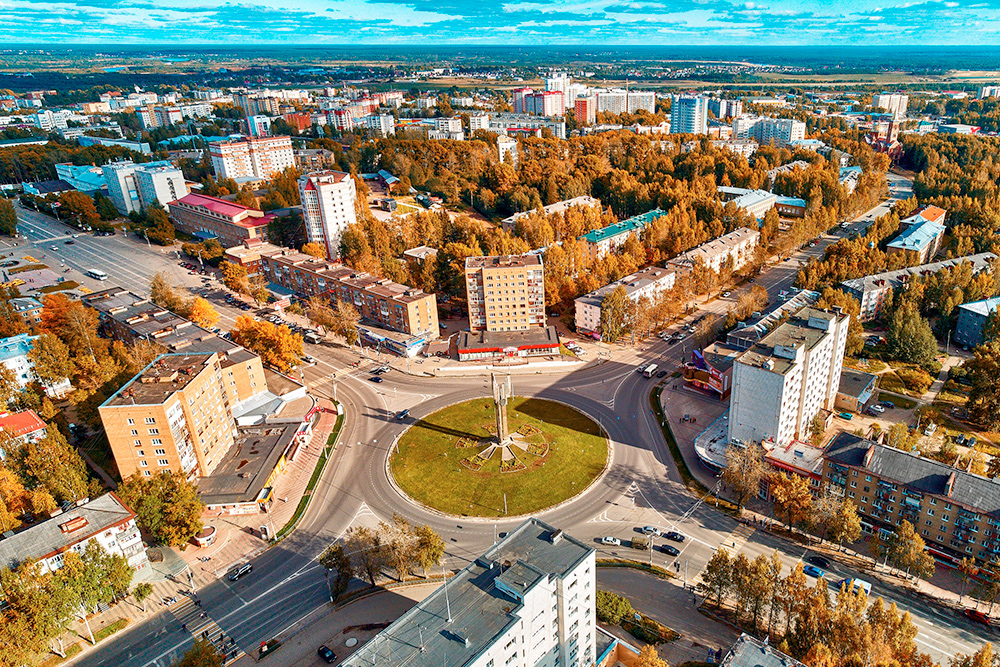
[85,269,108,280]
[642,364,658,378]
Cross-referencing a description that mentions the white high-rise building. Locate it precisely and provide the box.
[362,114,395,137]
[670,94,709,135]
[627,91,656,114]
[595,89,628,115]
[731,116,805,147]
[545,72,571,95]
[340,518,597,667]
[299,171,358,259]
[873,93,909,121]
[209,135,294,181]
[979,85,1000,99]
[102,160,181,214]
[728,306,850,447]
[498,135,518,166]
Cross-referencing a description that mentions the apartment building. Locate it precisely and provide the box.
[627,91,656,114]
[465,255,545,332]
[574,96,596,125]
[886,205,947,264]
[596,90,628,115]
[579,208,665,260]
[524,91,565,117]
[167,193,274,247]
[232,93,280,117]
[574,266,676,337]
[498,135,519,167]
[822,432,1000,563]
[341,518,597,667]
[671,94,708,135]
[246,115,271,137]
[209,135,294,181]
[713,139,758,158]
[840,253,996,322]
[0,333,72,398]
[102,160,183,215]
[732,116,806,147]
[953,296,1000,348]
[708,98,744,119]
[728,306,850,447]
[0,493,149,576]
[667,228,760,275]
[874,93,909,121]
[483,113,567,140]
[299,171,358,259]
[9,297,43,326]
[501,195,602,233]
[717,187,778,220]
[99,350,267,481]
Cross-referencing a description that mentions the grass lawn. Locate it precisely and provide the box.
[39,281,79,293]
[877,392,917,409]
[391,397,608,517]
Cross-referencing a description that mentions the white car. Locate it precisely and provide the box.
[601,536,621,546]
[870,404,886,414]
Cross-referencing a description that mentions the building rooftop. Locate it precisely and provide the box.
[0,333,38,361]
[102,353,215,407]
[197,425,297,506]
[721,634,807,667]
[958,296,1000,318]
[402,245,438,261]
[728,289,821,350]
[736,306,846,376]
[766,439,826,477]
[825,432,1000,518]
[501,196,602,228]
[579,208,665,245]
[0,493,135,571]
[170,193,270,227]
[465,254,542,270]
[28,179,74,194]
[886,218,945,253]
[668,228,761,271]
[838,368,878,399]
[775,195,807,207]
[717,187,777,217]
[575,266,676,308]
[8,297,42,313]
[0,410,46,438]
[458,326,560,353]
[340,518,593,667]
[905,205,947,226]
[840,253,996,295]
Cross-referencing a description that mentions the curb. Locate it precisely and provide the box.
[383,395,615,524]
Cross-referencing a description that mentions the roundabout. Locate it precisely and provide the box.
[389,395,609,518]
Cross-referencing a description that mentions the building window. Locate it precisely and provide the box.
[134,439,141,446]
[139,460,147,467]
[157,459,169,466]
[143,470,151,476]
[149,428,159,435]
[152,439,162,445]
[131,429,138,436]
[145,417,156,424]
[127,418,135,425]
[155,449,166,456]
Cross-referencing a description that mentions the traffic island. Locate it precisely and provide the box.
[390,396,608,517]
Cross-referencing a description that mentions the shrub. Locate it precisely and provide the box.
[596,590,633,625]
[897,367,934,394]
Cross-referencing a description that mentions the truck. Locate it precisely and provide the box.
[642,364,658,378]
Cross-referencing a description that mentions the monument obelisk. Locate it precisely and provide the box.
[491,373,513,445]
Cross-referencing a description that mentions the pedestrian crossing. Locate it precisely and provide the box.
[169,596,245,665]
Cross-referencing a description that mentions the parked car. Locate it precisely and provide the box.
[229,563,253,581]
[369,376,384,383]
[880,400,895,409]
[661,544,680,557]
[722,291,731,297]
[968,436,978,447]
[640,526,662,536]
[870,404,885,414]
[397,409,410,420]
[318,645,337,663]
[956,433,966,446]
[806,555,830,568]
[664,531,685,542]
[656,370,668,378]
[923,422,937,436]
[601,536,621,546]
[964,609,991,626]
[838,412,853,420]
[803,565,826,578]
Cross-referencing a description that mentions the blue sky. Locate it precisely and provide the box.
[0,0,993,44]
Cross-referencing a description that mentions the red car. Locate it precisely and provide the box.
[964,609,991,626]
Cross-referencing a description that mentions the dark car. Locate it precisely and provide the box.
[964,609,991,626]
[229,563,252,581]
[664,531,686,542]
[318,645,337,663]
[397,409,410,420]
[64,239,74,244]
[806,555,830,569]
[369,376,384,383]
[661,544,680,557]
[656,370,668,378]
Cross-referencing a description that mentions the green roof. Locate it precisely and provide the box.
[579,208,665,244]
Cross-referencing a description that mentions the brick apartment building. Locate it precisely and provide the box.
[168,193,275,247]
[465,255,546,332]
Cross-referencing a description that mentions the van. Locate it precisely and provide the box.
[85,269,108,280]
[839,577,871,596]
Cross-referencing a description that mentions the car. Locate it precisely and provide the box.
[640,526,662,536]
[49,246,57,251]
[64,239,74,244]
[302,355,317,365]
[440,323,447,329]
[656,370,668,378]
[661,544,680,557]
[664,531,685,542]
[870,404,885,414]
[803,565,825,578]
[229,563,252,581]
[601,536,621,546]
[318,645,337,663]
[369,376,384,383]
[956,433,966,446]
[838,412,853,420]
[806,555,830,568]
[397,409,410,420]
[969,436,978,447]
[722,291,731,297]
[964,609,991,626]
[880,401,895,409]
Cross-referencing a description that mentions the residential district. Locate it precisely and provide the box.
[0,62,1000,667]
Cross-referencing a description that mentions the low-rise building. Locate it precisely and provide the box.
[0,333,72,398]
[0,493,148,576]
[574,266,676,337]
[0,409,46,459]
[835,368,879,413]
[721,634,807,667]
[579,209,665,260]
[886,205,947,264]
[840,253,997,322]
[954,296,1000,348]
[501,196,602,233]
[9,296,42,326]
[340,518,597,667]
[717,186,777,220]
[667,228,760,275]
[713,139,758,158]
[167,193,274,247]
[54,163,106,194]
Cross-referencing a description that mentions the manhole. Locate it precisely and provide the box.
[345,638,358,648]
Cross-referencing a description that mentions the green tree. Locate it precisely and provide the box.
[414,523,446,577]
[595,590,634,625]
[319,543,354,600]
[599,285,630,343]
[966,340,1000,430]
[699,547,733,608]
[0,198,17,236]
[27,333,73,389]
[13,429,89,503]
[344,525,385,587]
[94,192,119,221]
[117,471,204,547]
[886,300,939,367]
[133,581,154,612]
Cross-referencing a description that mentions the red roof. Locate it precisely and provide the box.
[171,193,269,228]
[0,410,46,437]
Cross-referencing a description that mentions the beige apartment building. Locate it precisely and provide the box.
[465,255,545,332]
[99,350,267,482]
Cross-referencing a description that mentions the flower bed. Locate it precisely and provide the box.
[500,457,526,473]
[456,437,479,449]
[527,443,549,457]
[517,424,542,437]
[462,453,489,471]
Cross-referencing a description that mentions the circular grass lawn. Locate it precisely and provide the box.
[390,396,609,518]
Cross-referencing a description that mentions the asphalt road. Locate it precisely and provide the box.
[17,174,985,667]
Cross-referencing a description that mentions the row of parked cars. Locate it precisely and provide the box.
[601,527,686,556]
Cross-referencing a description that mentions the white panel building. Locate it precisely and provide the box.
[299,171,358,259]
[340,519,597,667]
[210,135,294,181]
[135,165,188,208]
[670,94,709,135]
[102,160,182,214]
[732,116,806,147]
[728,307,850,447]
[575,266,675,337]
[874,93,909,121]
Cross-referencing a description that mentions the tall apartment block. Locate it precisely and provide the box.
[298,171,358,260]
[102,160,187,215]
[874,93,909,121]
[574,96,597,125]
[732,116,806,147]
[209,135,295,181]
[465,255,545,332]
[670,94,709,135]
[99,351,267,481]
[728,306,850,447]
[340,518,597,667]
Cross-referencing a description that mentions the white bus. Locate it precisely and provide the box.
[642,364,658,378]
[85,269,108,280]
